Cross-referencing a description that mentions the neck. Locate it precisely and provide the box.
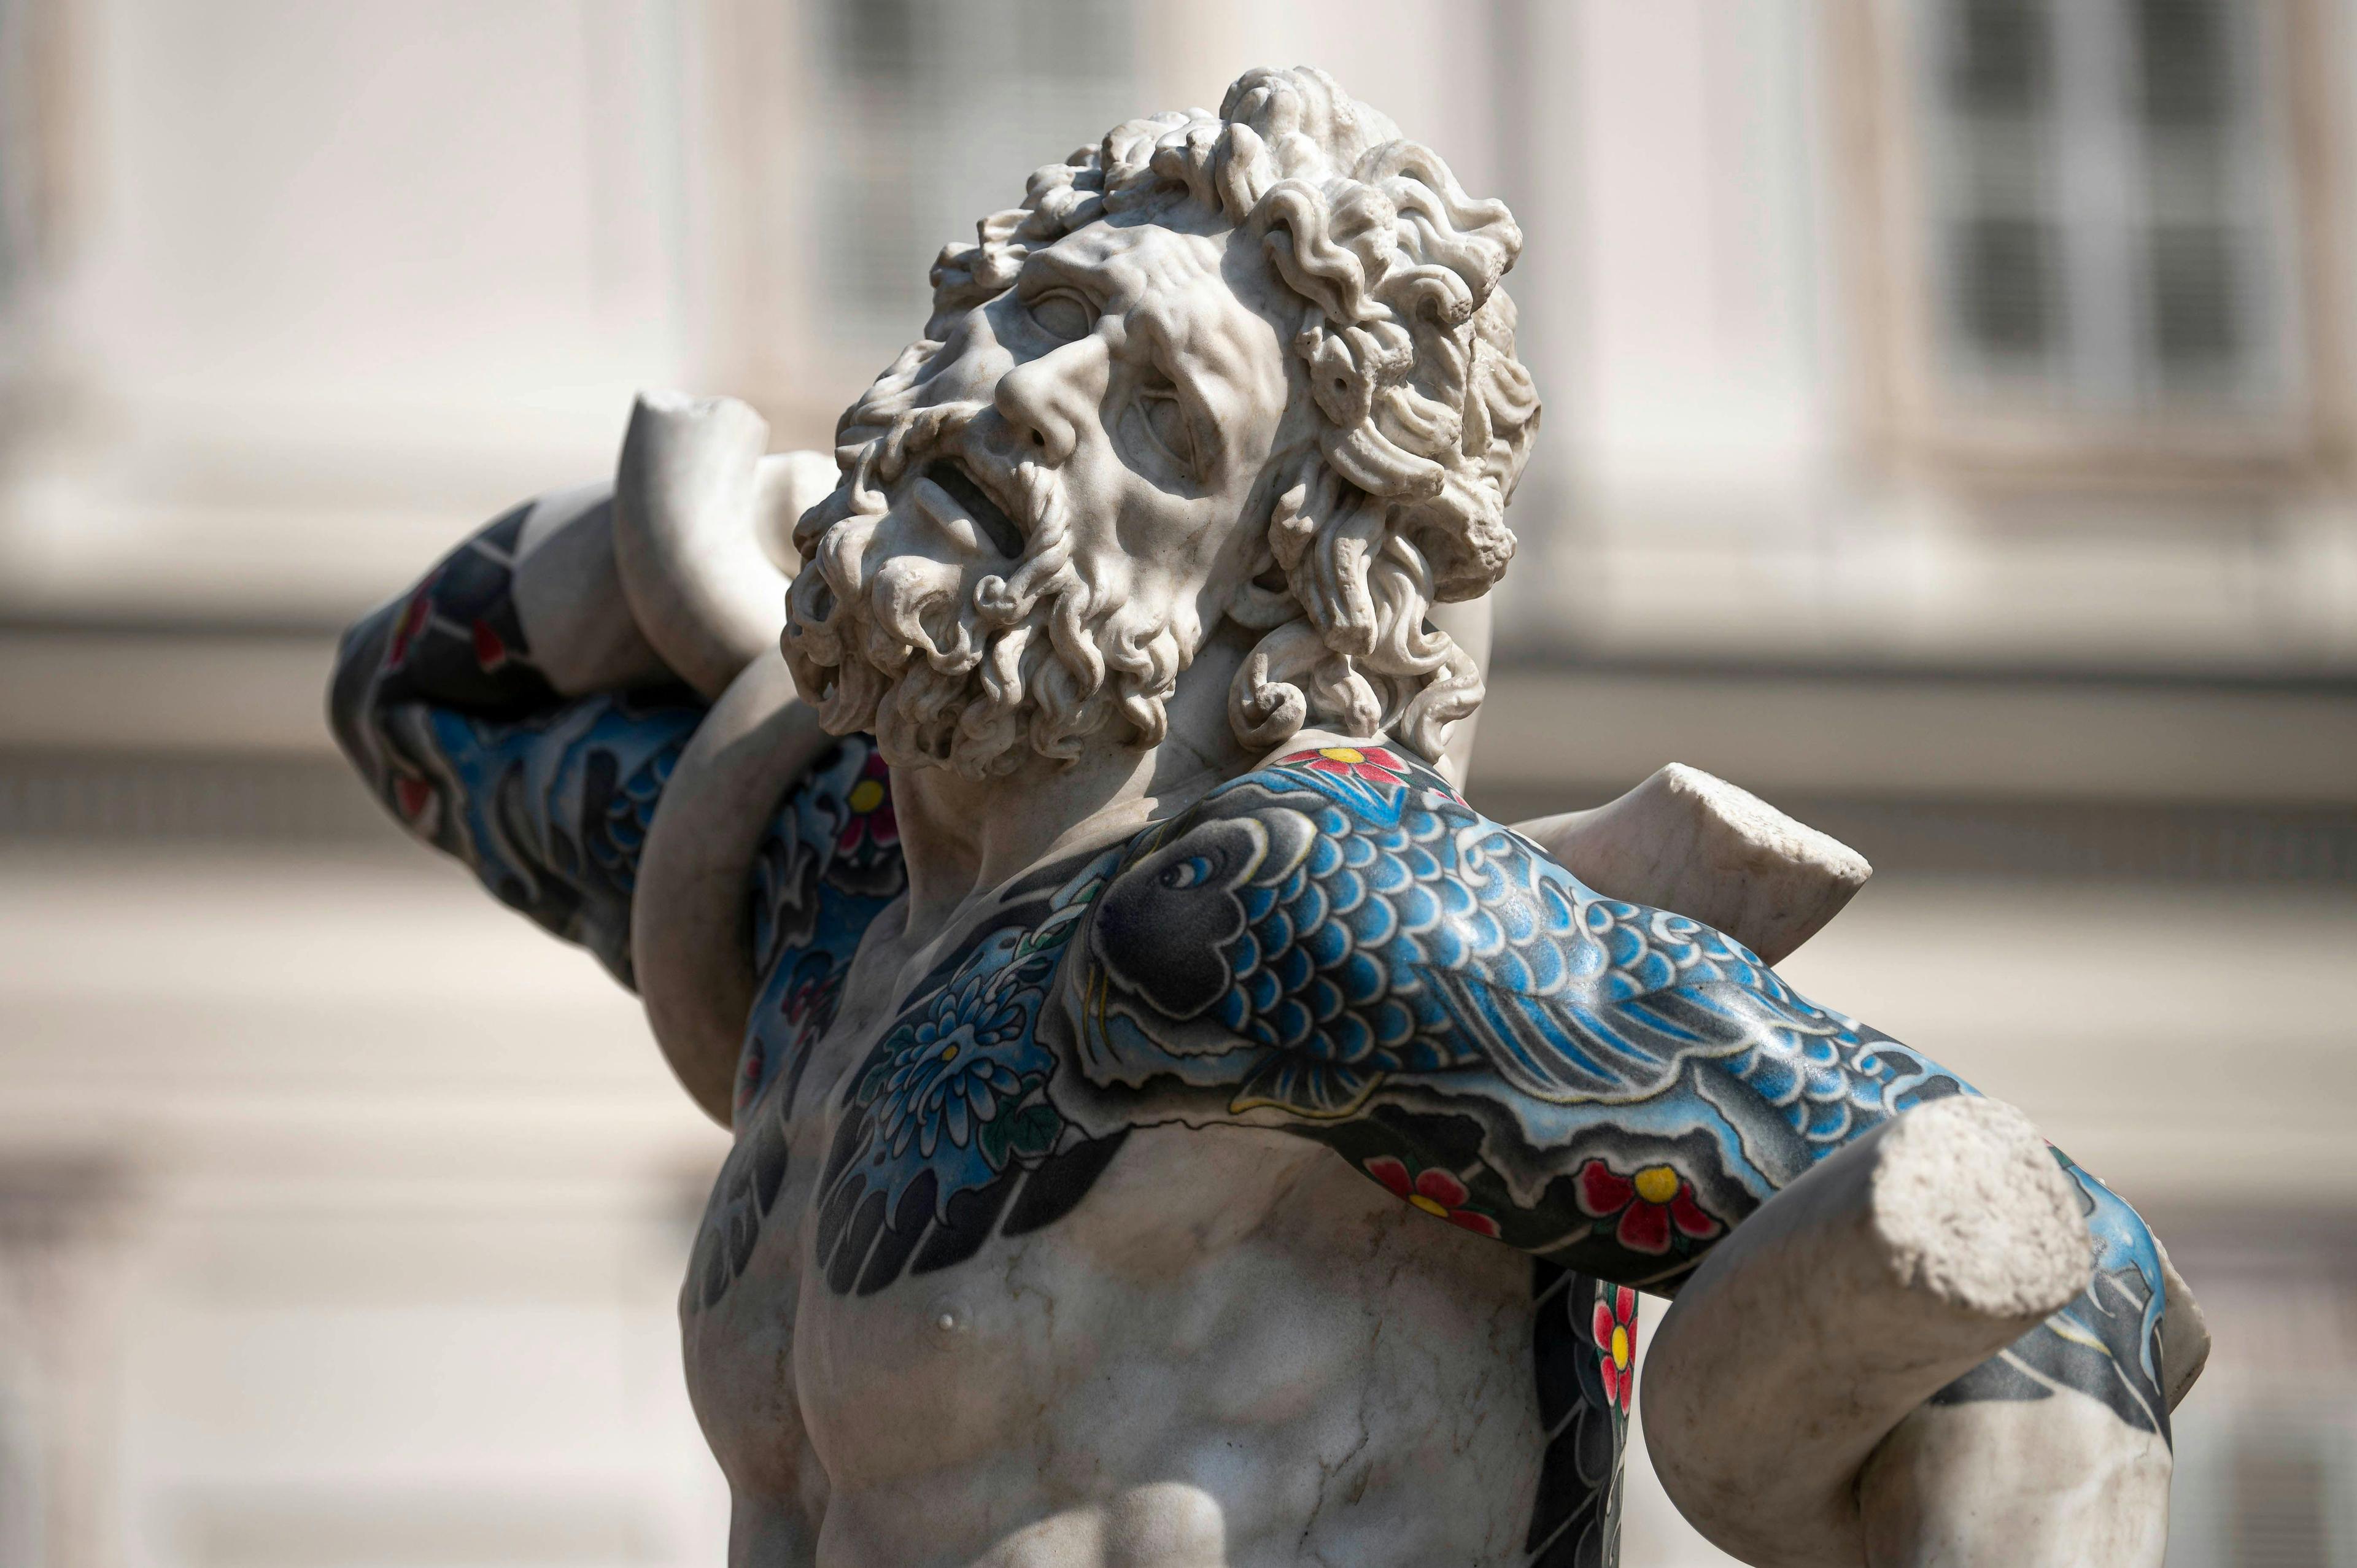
[886,624,1258,937]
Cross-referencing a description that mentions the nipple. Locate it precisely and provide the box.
[927,1294,971,1340]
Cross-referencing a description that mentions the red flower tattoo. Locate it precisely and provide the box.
[1364,1155,1501,1238]
[1574,1158,1724,1255]
[837,752,899,855]
[1593,1283,1639,1412]
[392,771,436,824]
[735,1039,767,1118]
[1279,744,1411,787]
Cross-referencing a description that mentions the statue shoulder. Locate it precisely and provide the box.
[1082,738,1814,1119]
[1088,741,1524,1052]
[1136,740,1525,892]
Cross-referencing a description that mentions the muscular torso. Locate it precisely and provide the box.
[681,808,1568,1568]
[327,516,1627,1567]
[333,504,2169,1568]
[328,538,2162,1567]
[666,736,2173,1568]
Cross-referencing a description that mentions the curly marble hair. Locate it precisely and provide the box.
[926,66,1540,762]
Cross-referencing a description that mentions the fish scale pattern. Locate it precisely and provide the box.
[1095,744,1956,1156]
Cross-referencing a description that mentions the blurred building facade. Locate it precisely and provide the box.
[0,2,2353,1567]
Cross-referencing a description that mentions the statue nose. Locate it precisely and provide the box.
[993,347,1097,466]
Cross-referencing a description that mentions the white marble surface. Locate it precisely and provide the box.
[1515,763,1870,965]
[1645,1097,2100,1567]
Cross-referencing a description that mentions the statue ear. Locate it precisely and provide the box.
[1223,452,1318,631]
[1226,541,1299,630]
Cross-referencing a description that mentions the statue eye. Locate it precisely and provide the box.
[1131,388,1188,462]
[1133,386,1194,470]
[1027,289,1097,344]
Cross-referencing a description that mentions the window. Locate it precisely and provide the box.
[699,0,1137,445]
[1837,0,2335,480]
[810,0,1137,360]
[1930,0,2289,405]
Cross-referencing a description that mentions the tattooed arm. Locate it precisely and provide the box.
[1069,741,2175,1444]
[328,488,710,986]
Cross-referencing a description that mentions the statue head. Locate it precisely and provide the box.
[783,66,1539,781]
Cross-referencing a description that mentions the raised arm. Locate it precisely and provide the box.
[327,485,705,985]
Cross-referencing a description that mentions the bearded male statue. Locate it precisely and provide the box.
[330,67,2202,1568]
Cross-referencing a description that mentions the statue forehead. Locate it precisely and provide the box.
[1023,215,1276,319]
[1021,215,1298,392]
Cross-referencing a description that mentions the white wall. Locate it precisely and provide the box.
[8,0,694,619]
[12,0,2353,671]
[0,846,730,1568]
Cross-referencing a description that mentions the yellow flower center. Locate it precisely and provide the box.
[1633,1165,1680,1206]
[1610,1324,1630,1370]
[1409,1194,1450,1218]
[1320,746,1366,763]
[848,779,886,813]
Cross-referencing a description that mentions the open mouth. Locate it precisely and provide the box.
[919,459,1026,560]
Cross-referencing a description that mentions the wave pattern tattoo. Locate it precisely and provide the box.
[1932,1149,2172,1436]
[382,698,699,983]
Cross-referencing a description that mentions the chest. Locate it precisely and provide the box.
[678,889,1117,1458]
[679,878,1545,1521]
[697,1075,1530,1512]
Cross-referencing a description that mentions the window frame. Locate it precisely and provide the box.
[1826,0,2351,495]
[687,0,1142,453]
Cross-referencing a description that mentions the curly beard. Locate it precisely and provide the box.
[782,382,1196,782]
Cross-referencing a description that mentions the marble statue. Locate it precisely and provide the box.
[327,66,2207,1568]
